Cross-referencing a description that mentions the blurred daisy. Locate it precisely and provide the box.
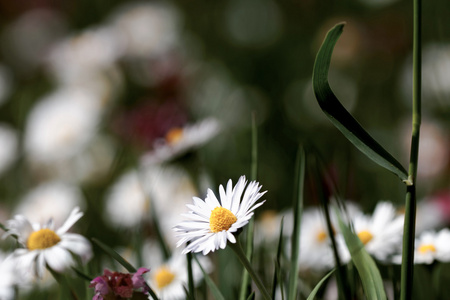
[0,253,22,300]
[109,2,180,59]
[4,207,92,278]
[14,180,84,225]
[105,170,149,228]
[0,124,18,177]
[174,175,266,255]
[24,87,102,164]
[414,229,450,264]
[141,164,198,247]
[141,118,221,165]
[342,201,404,262]
[47,26,122,84]
[149,251,211,299]
[297,207,336,271]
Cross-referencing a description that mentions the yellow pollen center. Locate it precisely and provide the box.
[418,244,436,254]
[154,267,175,289]
[165,128,183,145]
[27,228,61,250]
[316,230,328,242]
[357,230,373,245]
[209,207,237,233]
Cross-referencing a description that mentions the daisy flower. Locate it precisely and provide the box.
[149,251,211,299]
[174,175,266,255]
[414,229,450,264]
[24,87,102,164]
[297,207,336,271]
[141,118,221,165]
[341,201,404,262]
[3,207,92,278]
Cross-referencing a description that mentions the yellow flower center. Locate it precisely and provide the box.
[165,128,183,145]
[209,207,237,233]
[154,267,176,289]
[357,230,373,245]
[418,244,436,254]
[27,228,61,250]
[316,230,328,242]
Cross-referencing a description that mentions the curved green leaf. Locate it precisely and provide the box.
[337,214,387,300]
[312,23,408,181]
[306,269,335,300]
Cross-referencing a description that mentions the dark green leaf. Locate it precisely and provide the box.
[312,23,408,181]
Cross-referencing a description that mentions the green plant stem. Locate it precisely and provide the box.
[230,241,272,300]
[400,0,421,299]
[239,113,258,300]
[288,146,305,300]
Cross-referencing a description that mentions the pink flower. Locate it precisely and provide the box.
[90,268,150,300]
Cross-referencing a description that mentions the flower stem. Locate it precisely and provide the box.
[400,0,421,299]
[230,240,272,300]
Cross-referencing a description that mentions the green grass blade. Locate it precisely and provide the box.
[336,215,386,300]
[92,238,136,272]
[288,146,305,300]
[312,22,408,181]
[306,269,335,300]
[193,255,226,300]
[272,218,285,299]
[239,113,258,300]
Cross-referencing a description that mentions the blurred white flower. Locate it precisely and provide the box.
[14,180,84,226]
[109,2,180,59]
[414,229,450,264]
[0,124,18,177]
[254,210,284,247]
[47,26,122,84]
[4,207,92,278]
[141,164,198,247]
[342,201,404,262]
[174,176,266,255]
[105,170,149,228]
[297,207,336,271]
[400,43,450,111]
[148,251,211,300]
[0,253,22,300]
[24,87,102,164]
[141,118,221,165]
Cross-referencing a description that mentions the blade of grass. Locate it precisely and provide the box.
[288,146,305,300]
[312,22,408,182]
[239,112,258,300]
[306,269,335,300]
[336,213,386,300]
[193,255,226,300]
[311,154,350,300]
[272,218,285,299]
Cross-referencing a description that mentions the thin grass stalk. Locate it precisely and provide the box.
[400,0,421,299]
[287,146,305,300]
[312,156,350,300]
[239,113,258,300]
[230,240,272,300]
